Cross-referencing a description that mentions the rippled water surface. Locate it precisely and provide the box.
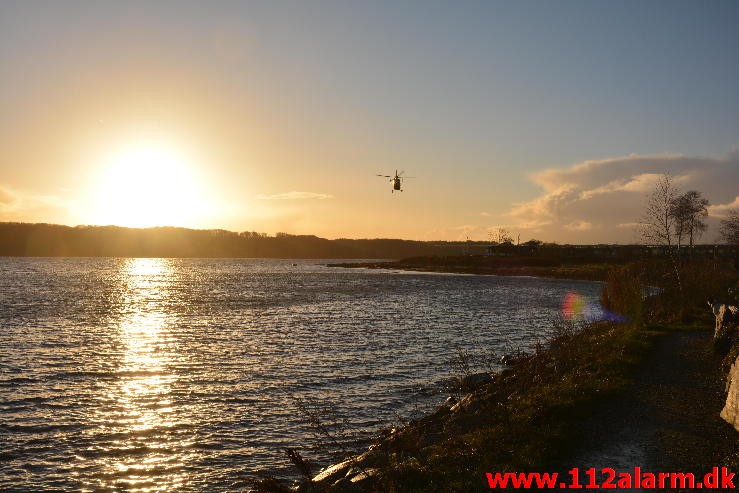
[0,258,603,491]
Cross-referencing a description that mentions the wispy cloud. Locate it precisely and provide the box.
[0,186,17,208]
[1,184,66,211]
[423,224,485,241]
[257,191,334,200]
[0,183,75,223]
[564,220,593,231]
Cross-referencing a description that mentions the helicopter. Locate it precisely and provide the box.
[377,170,415,193]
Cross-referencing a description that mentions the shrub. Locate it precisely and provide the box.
[600,263,645,326]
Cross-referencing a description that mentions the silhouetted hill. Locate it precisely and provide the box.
[4,222,736,260]
[0,222,489,259]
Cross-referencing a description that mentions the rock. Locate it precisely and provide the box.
[721,355,739,431]
[296,482,318,493]
[349,468,379,483]
[709,299,738,350]
[500,353,526,366]
[329,477,358,493]
[457,372,493,391]
[353,448,384,469]
[327,469,378,493]
[312,458,353,484]
[449,393,484,414]
[311,449,386,489]
[715,305,736,342]
[449,394,474,413]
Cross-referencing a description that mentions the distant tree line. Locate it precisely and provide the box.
[0,222,493,259]
[2,219,737,260]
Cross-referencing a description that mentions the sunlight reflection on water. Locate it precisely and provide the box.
[0,258,605,491]
[86,259,191,491]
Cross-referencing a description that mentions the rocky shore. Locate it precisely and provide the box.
[281,321,654,492]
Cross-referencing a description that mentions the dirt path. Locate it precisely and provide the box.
[565,330,737,491]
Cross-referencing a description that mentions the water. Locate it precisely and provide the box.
[0,258,603,491]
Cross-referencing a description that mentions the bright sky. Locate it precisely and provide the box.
[1,1,738,243]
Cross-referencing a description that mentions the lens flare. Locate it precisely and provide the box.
[561,291,586,320]
[561,290,629,323]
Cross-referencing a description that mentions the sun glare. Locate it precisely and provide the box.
[89,140,208,228]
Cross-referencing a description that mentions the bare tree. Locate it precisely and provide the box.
[720,210,739,246]
[670,190,709,249]
[639,174,679,249]
[488,227,513,245]
[671,198,688,252]
[638,173,684,298]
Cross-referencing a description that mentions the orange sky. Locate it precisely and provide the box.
[1,2,738,243]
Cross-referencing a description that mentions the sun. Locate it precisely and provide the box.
[89,139,208,228]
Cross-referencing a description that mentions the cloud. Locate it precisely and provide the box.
[0,183,74,222]
[423,224,486,241]
[577,173,667,200]
[709,196,739,218]
[0,186,17,207]
[506,150,739,243]
[257,191,334,200]
[508,186,577,225]
[564,220,593,231]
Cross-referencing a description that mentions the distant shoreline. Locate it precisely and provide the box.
[327,257,616,282]
[2,223,734,273]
